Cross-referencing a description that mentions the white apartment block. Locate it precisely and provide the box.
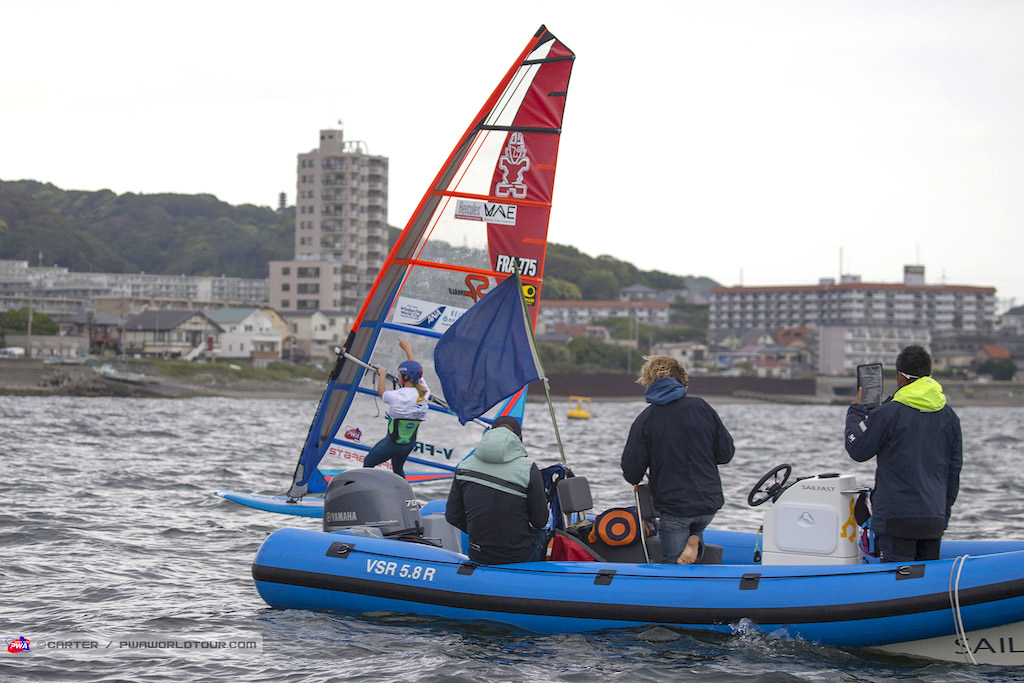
[0,259,268,317]
[269,129,389,314]
[818,324,932,375]
[538,300,670,334]
[709,267,996,337]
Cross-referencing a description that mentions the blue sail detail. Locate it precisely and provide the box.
[434,275,543,425]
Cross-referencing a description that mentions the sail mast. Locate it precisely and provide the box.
[512,267,567,466]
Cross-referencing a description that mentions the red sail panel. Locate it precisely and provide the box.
[484,35,574,315]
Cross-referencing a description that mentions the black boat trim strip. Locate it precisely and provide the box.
[251,563,1024,626]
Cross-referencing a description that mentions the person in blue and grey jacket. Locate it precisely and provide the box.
[445,416,548,564]
[846,344,963,563]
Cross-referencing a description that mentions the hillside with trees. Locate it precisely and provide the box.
[0,180,293,278]
[1,180,719,302]
[542,244,718,302]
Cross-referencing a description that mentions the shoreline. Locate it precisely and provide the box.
[0,359,324,401]
[2,359,1022,407]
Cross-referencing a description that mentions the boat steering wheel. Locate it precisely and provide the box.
[747,463,793,507]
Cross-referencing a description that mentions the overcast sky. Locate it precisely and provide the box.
[4,1,1023,310]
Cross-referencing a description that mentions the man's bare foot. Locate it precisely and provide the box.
[676,535,701,564]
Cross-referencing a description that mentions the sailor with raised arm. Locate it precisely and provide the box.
[362,339,430,479]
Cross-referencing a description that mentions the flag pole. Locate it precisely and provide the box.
[512,267,568,467]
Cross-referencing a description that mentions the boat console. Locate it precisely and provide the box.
[749,465,866,565]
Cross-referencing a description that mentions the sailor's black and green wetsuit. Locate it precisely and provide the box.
[363,383,429,478]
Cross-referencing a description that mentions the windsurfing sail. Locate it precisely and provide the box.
[286,26,575,498]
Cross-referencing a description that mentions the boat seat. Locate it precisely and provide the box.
[549,529,605,561]
[635,483,660,519]
[701,543,723,565]
[589,534,663,563]
[587,535,722,565]
[554,522,661,564]
[421,512,464,553]
[556,476,593,515]
[552,476,722,564]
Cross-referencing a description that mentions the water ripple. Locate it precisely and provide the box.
[1,395,1020,681]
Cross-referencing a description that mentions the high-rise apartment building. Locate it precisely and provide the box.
[269,129,389,313]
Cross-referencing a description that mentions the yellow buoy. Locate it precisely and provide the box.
[567,395,591,420]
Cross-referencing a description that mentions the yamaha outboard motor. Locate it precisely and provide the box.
[322,468,422,536]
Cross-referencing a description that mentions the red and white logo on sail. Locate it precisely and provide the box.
[495,132,530,199]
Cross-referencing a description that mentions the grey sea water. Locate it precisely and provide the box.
[2,395,1023,681]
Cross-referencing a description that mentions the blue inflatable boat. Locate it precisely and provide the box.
[251,468,1024,666]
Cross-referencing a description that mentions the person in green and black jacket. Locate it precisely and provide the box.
[445,416,548,564]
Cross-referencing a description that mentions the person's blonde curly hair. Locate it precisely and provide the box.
[637,355,689,387]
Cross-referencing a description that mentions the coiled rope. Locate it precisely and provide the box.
[948,554,977,665]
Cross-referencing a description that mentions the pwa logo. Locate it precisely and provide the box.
[344,426,362,441]
[496,132,530,199]
[6,637,30,653]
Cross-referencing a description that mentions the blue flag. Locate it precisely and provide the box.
[434,275,544,425]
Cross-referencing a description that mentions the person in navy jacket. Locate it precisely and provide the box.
[621,355,735,564]
[845,344,963,563]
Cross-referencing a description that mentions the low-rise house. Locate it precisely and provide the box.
[976,344,1011,365]
[773,326,814,347]
[619,284,658,302]
[999,305,1024,335]
[651,340,709,367]
[932,349,975,376]
[208,308,286,365]
[709,329,744,351]
[122,310,224,358]
[3,334,88,359]
[750,358,792,379]
[282,310,356,361]
[54,311,122,353]
[713,344,766,373]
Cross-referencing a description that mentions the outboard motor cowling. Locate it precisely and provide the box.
[323,468,422,535]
